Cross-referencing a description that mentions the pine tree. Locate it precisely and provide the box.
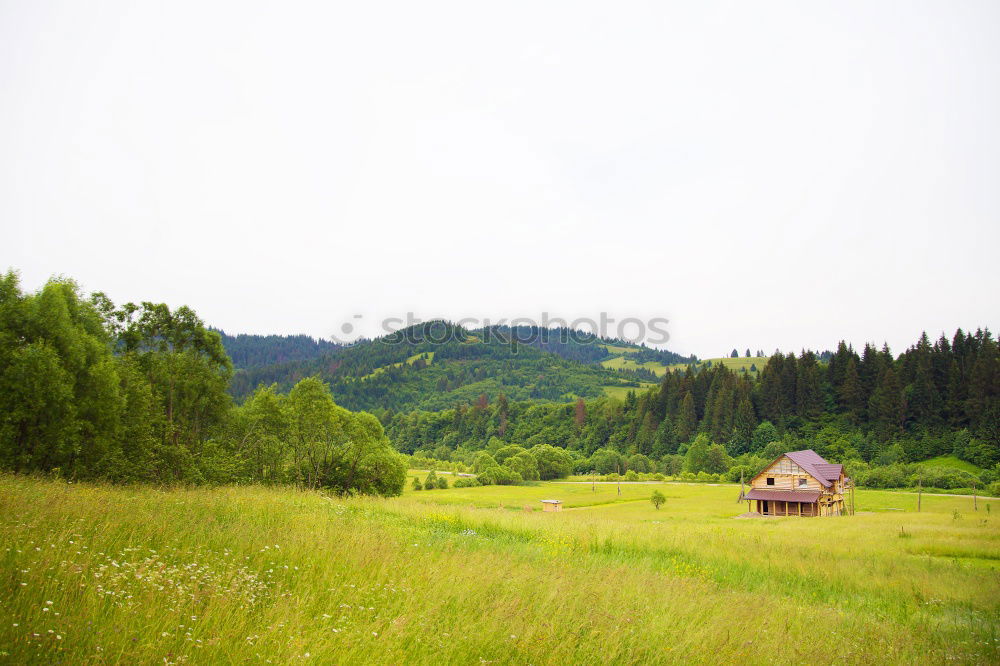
[907,338,940,427]
[732,397,756,454]
[945,360,966,427]
[870,367,905,441]
[652,414,677,457]
[839,356,864,422]
[966,335,998,429]
[675,393,697,443]
[795,351,822,418]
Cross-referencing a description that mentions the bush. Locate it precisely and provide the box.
[855,464,909,488]
[436,477,448,489]
[590,448,624,475]
[628,453,653,474]
[494,445,528,465]
[453,477,480,488]
[473,451,498,474]
[531,444,574,480]
[411,477,422,491]
[988,481,1000,498]
[506,452,541,481]
[477,465,523,486]
[910,466,979,490]
[660,454,684,476]
[624,469,639,481]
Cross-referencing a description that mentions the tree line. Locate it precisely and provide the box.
[0,272,406,494]
[384,328,999,485]
[213,329,339,369]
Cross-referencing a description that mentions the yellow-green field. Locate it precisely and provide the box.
[361,352,435,380]
[665,355,768,374]
[601,344,643,355]
[601,356,670,376]
[1,475,998,664]
[601,350,768,380]
[601,382,657,399]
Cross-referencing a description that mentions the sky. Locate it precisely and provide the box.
[1,1,998,358]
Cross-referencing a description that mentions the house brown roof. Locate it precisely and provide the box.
[744,488,822,503]
[785,450,838,487]
[814,463,843,481]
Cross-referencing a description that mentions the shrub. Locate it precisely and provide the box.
[506,452,541,481]
[660,454,684,476]
[650,490,666,510]
[590,448,625,475]
[910,466,979,490]
[453,477,480,488]
[531,444,574,480]
[494,445,528,465]
[477,465,523,486]
[473,451,498,474]
[628,453,653,474]
[855,464,909,488]
[624,469,639,481]
[436,477,448,489]
[411,477,422,491]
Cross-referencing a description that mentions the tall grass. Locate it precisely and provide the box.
[1,475,997,664]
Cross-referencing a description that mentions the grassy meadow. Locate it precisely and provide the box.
[600,351,768,381]
[361,352,436,380]
[665,356,768,374]
[1,475,998,664]
[600,356,670,377]
[601,382,658,399]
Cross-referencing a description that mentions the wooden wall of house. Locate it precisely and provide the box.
[750,457,824,491]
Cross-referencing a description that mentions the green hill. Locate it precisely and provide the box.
[914,455,984,474]
[226,322,669,411]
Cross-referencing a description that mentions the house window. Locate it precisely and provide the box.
[798,478,807,487]
[766,477,775,486]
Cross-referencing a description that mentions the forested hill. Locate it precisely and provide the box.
[227,322,670,411]
[213,329,340,369]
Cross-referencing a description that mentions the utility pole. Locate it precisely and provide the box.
[917,474,922,513]
[616,463,621,496]
[973,481,978,511]
[740,471,747,510]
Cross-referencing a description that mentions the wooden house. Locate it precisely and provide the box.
[541,499,563,512]
[739,449,849,517]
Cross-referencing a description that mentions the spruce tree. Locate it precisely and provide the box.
[795,351,822,418]
[839,356,864,422]
[675,393,697,443]
[870,367,905,441]
[732,397,757,455]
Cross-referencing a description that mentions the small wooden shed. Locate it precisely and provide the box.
[541,499,563,512]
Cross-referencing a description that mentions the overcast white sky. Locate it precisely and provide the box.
[2,1,998,357]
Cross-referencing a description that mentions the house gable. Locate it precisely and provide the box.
[750,455,824,492]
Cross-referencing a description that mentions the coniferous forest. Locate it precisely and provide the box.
[1,271,998,495]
